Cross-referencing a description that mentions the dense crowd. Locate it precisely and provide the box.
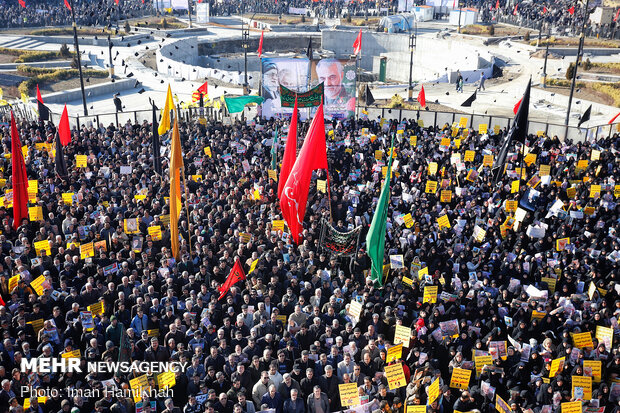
[0,99,619,413]
[0,0,152,28]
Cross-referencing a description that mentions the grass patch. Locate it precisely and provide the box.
[591,82,620,107]
[531,37,620,48]
[460,24,493,35]
[29,27,113,36]
[0,47,73,62]
[546,78,585,87]
[133,17,186,29]
[17,65,108,96]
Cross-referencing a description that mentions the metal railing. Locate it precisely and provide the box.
[16,105,618,143]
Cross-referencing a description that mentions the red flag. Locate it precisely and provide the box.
[18,0,25,7]
[10,112,28,230]
[218,259,246,300]
[568,6,575,15]
[514,97,522,115]
[417,85,426,108]
[64,0,71,10]
[36,84,43,103]
[543,6,547,13]
[257,30,264,58]
[615,9,620,22]
[58,104,71,146]
[280,103,328,244]
[278,96,298,199]
[608,111,620,124]
[453,0,456,8]
[114,0,119,4]
[197,80,208,95]
[353,29,362,56]
[495,0,499,9]
[513,4,518,15]
[0,295,5,306]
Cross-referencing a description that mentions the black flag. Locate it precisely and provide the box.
[54,132,68,177]
[306,38,313,59]
[578,104,592,128]
[493,79,531,182]
[36,86,50,121]
[152,103,162,175]
[460,91,477,107]
[365,84,375,105]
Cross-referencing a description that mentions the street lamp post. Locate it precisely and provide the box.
[69,0,88,116]
[407,32,415,101]
[565,0,590,126]
[107,35,114,79]
[542,28,550,87]
[188,0,192,28]
[242,27,249,95]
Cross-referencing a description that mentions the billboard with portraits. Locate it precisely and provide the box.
[310,58,356,120]
[261,58,310,120]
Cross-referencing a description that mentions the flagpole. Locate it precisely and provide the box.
[565,0,589,131]
[69,0,88,116]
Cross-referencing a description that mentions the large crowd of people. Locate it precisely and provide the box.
[0,100,618,413]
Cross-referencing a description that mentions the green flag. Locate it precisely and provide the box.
[224,96,264,113]
[366,136,395,287]
[271,126,278,170]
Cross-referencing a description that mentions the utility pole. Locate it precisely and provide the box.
[407,31,415,101]
[565,0,589,126]
[117,0,121,31]
[107,35,114,79]
[457,1,462,33]
[69,0,88,116]
[542,27,550,87]
[188,0,192,28]
[242,26,249,95]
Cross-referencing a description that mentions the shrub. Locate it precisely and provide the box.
[388,94,404,108]
[59,43,71,58]
[523,32,530,42]
[566,62,575,80]
[161,18,169,29]
[488,25,495,36]
[124,21,131,34]
[591,82,620,107]
[584,58,592,71]
[16,65,108,95]
[346,14,352,23]
[71,55,80,69]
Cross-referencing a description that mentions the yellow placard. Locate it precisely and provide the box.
[27,318,44,334]
[272,220,285,232]
[407,406,426,413]
[29,206,42,221]
[8,274,20,293]
[584,206,595,216]
[453,138,461,149]
[394,325,412,348]
[572,331,593,349]
[79,242,94,259]
[339,383,359,407]
[567,186,576,198]
[589,184,601,198]
[427,378,440,404]
[524,153,537,166]
[61,349,82,359]
[34,240,51,256]
[464,150,475,162]
[62,192,74,205]
[129,374,150,403]
[437,214,451,229]
[428,162,438,176]
[385,363,407,390]
[532,310,547,320]
[410,136,417,146]
[591,149,601,161]
[23,397,47,410]
[317,180,327,193]
[539,165,551,176]
[475,355,493,377]
[577,159,589,171]
[157,371,176,389]
[375,150,383,160]
[403,213,414,228]
[505,200,518,213]
[478,124,488,134]
[124,218,140,234]
[425,180,438,194]
[496,395,511,413]
[615,185,620,198]
[440,190,452,203]
[268,169,277,181]
[75,154,87,168]
[148,225,162,241]
[87,301,105,316]
[571,375,592,400]
[204,146,212,157]
[541,277,557,293]
[549,356,565,378]
[386,343,403,363]
[459,117,468,128]
[561,402,582,413]
[402,276,413,287]
[30,275,47,295]
[595,325,614,351]
[583,360,601,383]
[450,368,472,389]
[423,286,438,303]
[556,238,570,252]
[440,137,451,147]
[483,155,494,167]
[147,329,159,338]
